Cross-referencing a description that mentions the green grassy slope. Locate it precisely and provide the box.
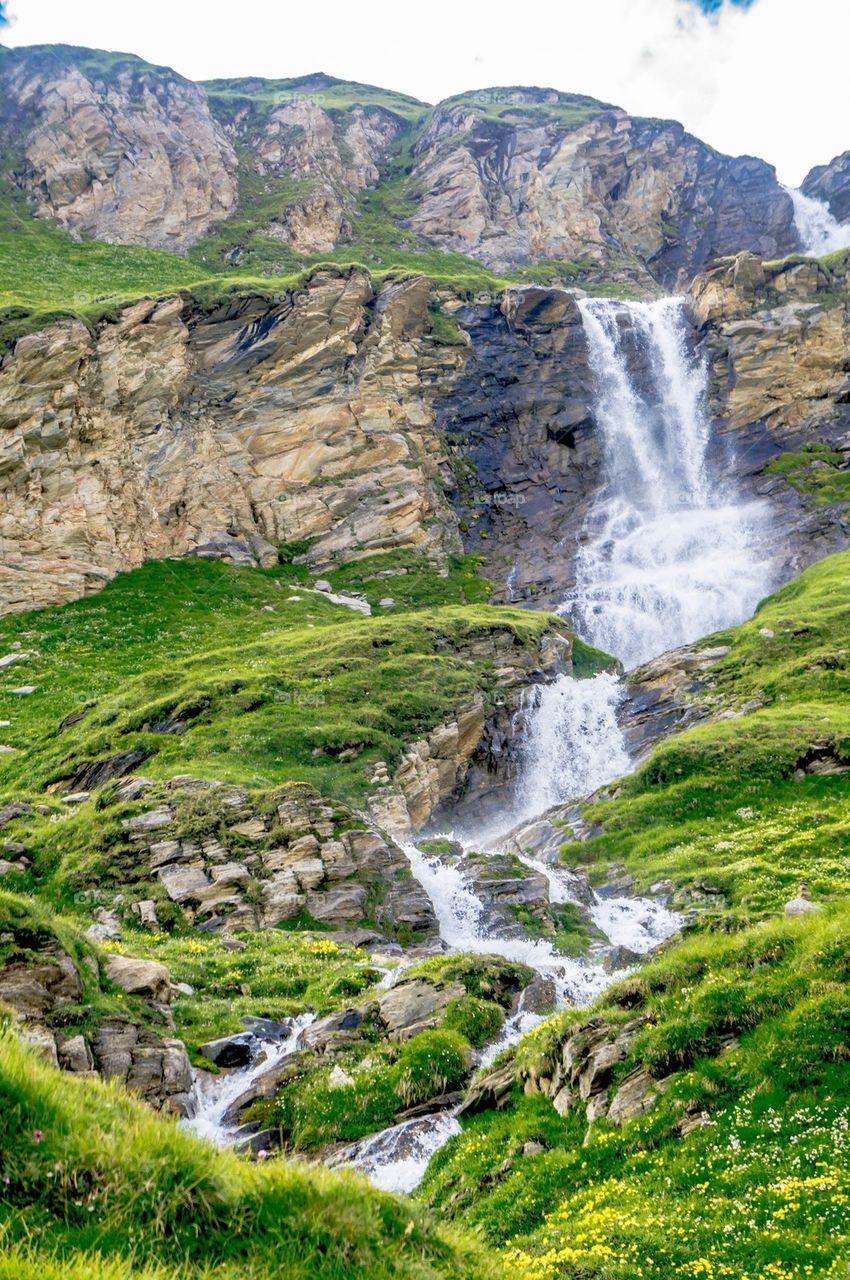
[0,1032,496,1280]
[0,553,582,803]
[556,552,850,918]
[414,552,850,1279]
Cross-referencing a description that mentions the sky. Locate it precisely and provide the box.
[2,0,847,186]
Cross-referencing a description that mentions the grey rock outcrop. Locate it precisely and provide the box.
[407,90,797,284]
[0,271,466,615]
[802,151,850,225]
[0,46,238,249]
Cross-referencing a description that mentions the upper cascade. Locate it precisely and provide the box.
[564,297,777,670]
[784,185,850,256]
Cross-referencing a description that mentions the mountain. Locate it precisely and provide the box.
[0,45,799,286]
[1,37,850,1280]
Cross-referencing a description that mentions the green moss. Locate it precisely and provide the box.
[441,996,505,1048]
[765,441,850,508]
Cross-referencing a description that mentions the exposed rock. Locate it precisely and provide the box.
[0,949,83,1015]
[458,1061,516,1117]
[802,151,850,225]
[606,1067,667,1125]
[602,945,641,974]
[372,978,467,1041]
[91,1020,192,1114]
[0,47,238,249]
[200,1032,255,1068]
[689,253,850,583]
[0,272,467,615]
[407,92,796,284]
[96,781,441,941]
[57,1033,94,1073]
[104,953,172,1004]
[230,92,405,254]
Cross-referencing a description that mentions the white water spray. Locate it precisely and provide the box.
[515,670,631,821]
[182,1014,315,1146]
[785,186,850,256]
[567,297,776,669]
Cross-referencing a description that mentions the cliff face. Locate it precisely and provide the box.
[3,257,848,620]
[803,150,850,226]
[689,251,850,582]
[0,269,467,614]
[407,92,797,284]
[0,46,239,250]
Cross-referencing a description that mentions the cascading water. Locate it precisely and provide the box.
[182,1013,315,1146]
[189,292,779,1197]
[565,297,776,670]
[514,670,630,821]
[785,186,850,256]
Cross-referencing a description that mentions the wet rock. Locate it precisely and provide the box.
[458,1061,516,1117]
[602,945,641,973]
[200,1032,256,1068]
[521,973,558,1015]
[241,1016,291,1041]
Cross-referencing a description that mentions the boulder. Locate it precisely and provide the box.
[200,1032,255,1069]
[104,954,172,1004]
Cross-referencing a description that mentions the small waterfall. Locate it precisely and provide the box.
[402,840,612,1004]
[515,671,631,821]
[181,1013,315,1146]
[785,186,850,256]
[566,296,776,670]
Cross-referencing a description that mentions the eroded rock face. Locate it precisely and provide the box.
[245,99,404,253]
[690,252,850,584]
[407,92,797,284]
[0,270,466,614]
[108,778,440,940]
[433,287,601,610]
[387,625,572,833]
[90,1020,193,1114]
[802,151,850,225]
[0,936,192,1113]
[0,48,238,250]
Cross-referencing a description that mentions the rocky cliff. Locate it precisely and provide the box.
[0,45,238,249]
[689,249,850,582]
[2,253,849,618]
[0,268,466,613]
[803,150,850,225]
[0,48,806,284]
[406,89,797,285]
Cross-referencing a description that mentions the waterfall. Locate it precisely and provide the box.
[181,1013,315,1146]
[566,296,776,670]
[515,670,630,820]
[785,186,850,256]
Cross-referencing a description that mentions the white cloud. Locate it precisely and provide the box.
[3,0,847,183]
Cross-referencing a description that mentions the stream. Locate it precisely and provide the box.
[182,295,779,1194]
